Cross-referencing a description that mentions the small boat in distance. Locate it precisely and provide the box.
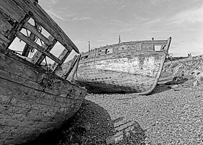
[0,0,86,144]
[70,37,171,94]
[159,54,203,84]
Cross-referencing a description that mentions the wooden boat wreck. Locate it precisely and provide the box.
[159,54,203,84]
[0,0,86,144]
[69,37,171,94]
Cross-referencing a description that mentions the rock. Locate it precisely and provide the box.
[106,134,123,145]
[80,136,88,143]
[191,69,203,86]
[171,85,179,88]
[106,135,116,145]
[193,80,199,87]
[78,122,91,131]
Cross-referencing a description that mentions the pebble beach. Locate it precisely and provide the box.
[22,79,203,145]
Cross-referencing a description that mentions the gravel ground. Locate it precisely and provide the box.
[22,79,203,145]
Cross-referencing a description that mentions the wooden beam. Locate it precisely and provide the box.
[59,49,71,64]
[122,40,168,45]
[51,49,71,71]
[63,55,79,80]
[22,32,36,57]
[143,40,168,45]
[22,22,41,57]
[23,22,52,46]
[16,32,61,64]
[31,35,56,65]
[162,37,171,52]
[12,0,80,53]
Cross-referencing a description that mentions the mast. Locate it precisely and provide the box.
[88,41,90,52]
[152,37,155,51]
[118,35,121,44]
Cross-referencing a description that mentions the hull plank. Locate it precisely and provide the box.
[0,0,26,22]
[73,38,171,94]
[0,72,85,144]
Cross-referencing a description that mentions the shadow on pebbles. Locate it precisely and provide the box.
[20,98,146,145]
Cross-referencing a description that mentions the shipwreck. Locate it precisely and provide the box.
[159,54,203,84]
[0,0,86,144]
[68,37,172,94]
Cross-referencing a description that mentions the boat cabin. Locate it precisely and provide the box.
[0,0,80,77]
[80,38,171,60]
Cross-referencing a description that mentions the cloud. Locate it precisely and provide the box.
[168,4,203,24]
[143,17,162,26]
[50,0,59,4]
[46,9,68,21]
[46,9,91,22]
[71,17,91,21]
[149,0,164,5]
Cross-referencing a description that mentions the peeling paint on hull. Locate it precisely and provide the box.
[75,50,168,94]
[74,37,171,94]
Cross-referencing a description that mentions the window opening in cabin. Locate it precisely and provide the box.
[9,18,50,59]
[107,48,113,54]
[154,45,161,51]
[8,17,71,74]
[105,49,108,54]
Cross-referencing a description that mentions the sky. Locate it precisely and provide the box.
[10,0,203,59]
[37,0,203,57]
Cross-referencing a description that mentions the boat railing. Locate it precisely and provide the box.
[0,0,80,77]
[80,37,171,61]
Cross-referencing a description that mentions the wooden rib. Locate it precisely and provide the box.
[63,55,78,79]
[16,32,61,64]
[23,22,52,46]
[51,49,71,71]
[0,0,25,22]
[31,35,56,65]
[59,49,71,64]
[22,32,36,57]
[162,37,172,52]
[12,0,80,53]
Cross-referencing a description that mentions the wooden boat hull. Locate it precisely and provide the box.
[72,38,171,94]
[0,49,86,145]
[159,55,203,84]
[0,0,87,144]
[75,50,167,94]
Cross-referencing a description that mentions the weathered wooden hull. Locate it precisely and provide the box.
[159,55,203,84]
[72,38,171,94]
[0,49,86,145]
[75,50,167,94]
[0,0,87,144]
